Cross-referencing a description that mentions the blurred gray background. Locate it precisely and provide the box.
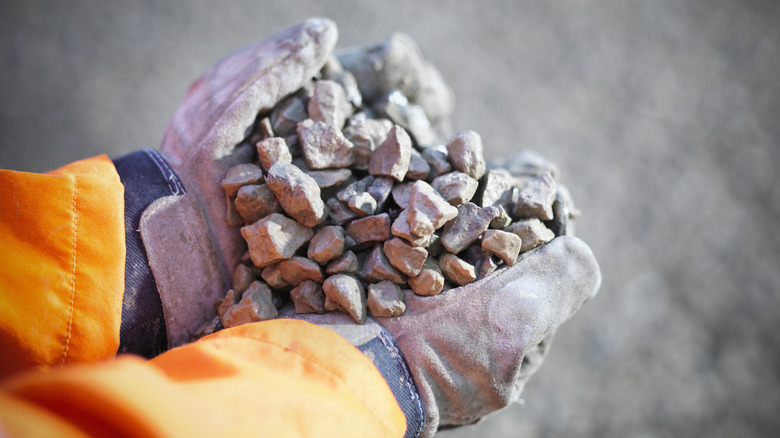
[2,1,778,436]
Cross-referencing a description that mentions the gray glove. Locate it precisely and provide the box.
[139,18,336,347]
[287,235,600,437]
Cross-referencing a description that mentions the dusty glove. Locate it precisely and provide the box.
[285,235,600,437]
[138,18,336,347]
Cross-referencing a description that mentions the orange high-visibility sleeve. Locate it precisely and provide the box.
[0,319,407,438]
[0,155,126,378]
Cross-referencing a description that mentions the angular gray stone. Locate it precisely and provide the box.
[290,280,325,314]
[222,281,278,328]
[544,185,579,237]
[367,281,406,317]
[426,233,443,257]
[278,256,324,286]
[438,252,477,286]
[383,237,428,277]
[432,171,479,206]
[514,171,557,221]
[325,250,359,275]
[221,163,263,197]
[369,124,412,182]
[256,137,292,172]
[234,184,282,224]
[322,274,367,324]
[308,79,350,129]
[504,218,556,253]
[391,182,414,209]
[360,245,407,285]
[241,212,313,268]
[440,203,501,254]
[481,229,522,266]
[348,192,377,216]
[374,90,438,147]
[489,205,512,229]
[266,163,326,228]
[308,168,352,189]
[297,119,355,170]
[271,95,308,137]
[261,262,293,291]
[407,149,431,180]
[391,209,433,247]
[367,177,394,212]
[421,147,451,180]
[232,263,257,295]
[446,131,486,180]
[346,213,391,247]
[326,197,359,226]
[308,225,346,265]
[462,243,499,280]
[407,180,458,237]
[408,256,445,296]
[476,168,518,211]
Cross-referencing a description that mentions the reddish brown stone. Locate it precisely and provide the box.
[234,184,282,224]
[221,163,264,197]
[481,229,522,266]
[369,124,412,182]
[383,237,428,277]
[438,252,477,286]
[261,262,293,290]
[308,225,346,265]
[346,213,391,247]
[222,281,278,327]
[407,180,458,237]
[408,256,445,296]
[256,137,292,172]
[360,245,407,285]
[241,213,313,268]
[278,256,324,286]
[290,280,326,314]
[298,119,355,170]
[446,130,486,180]
[440,203,500,254]
[325,250,359,275]
[322,274,367,324]
[307,79,350,129]
[432,171,478,206]
[367,281,406,317]
[266,163,326,228]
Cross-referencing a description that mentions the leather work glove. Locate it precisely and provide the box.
[137,18,337,348]
[136,16,601,437]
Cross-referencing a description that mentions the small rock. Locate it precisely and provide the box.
[489,205,512,229]
[308,225,346,265]
[446,131,486,180]
[297,119,355,170]
[346,213,392,247]
[241,213,313,267]
[462,244,499,280]
[326,197,359,225]
[258,117,274,140]
[325,250,359,275]
[261,263,293,291]
[309,168,352,189]
[438,253,477,286]
[278,256,324,286]
[225,195,244,226]
[367,177,394,212]
[221,163,264,197]
[367,281,406,317]
[408,256,445,296]
[476,168,519,211]
[383,237,428,276]
[406,149,431,180]
[308,79,350,129]
[481,229,522,266]
[369,124,412,182]
[271,95,307,137]
[440,203,500,254]
[504,218,555,253]
[513,171,557,221]
[321,56,363,108]
[256,137,292,172]
[544,185,578,237]
[375,90,438,147]
[266,163,326,228]
[234,184,282,224]
[348,192,377,216]
[343,114,393,170]
[391,209,433,247]
[391,182,414,209]
[218,289,240,320]
[431,171,479,206]
[426,233,444,257]
[407,180,458,237]
[360,245,407,284]
[322,274,367,324]
[222,281,278,328]
[232,264,257,295]
[421,147,451,180]
[290,280,326,314]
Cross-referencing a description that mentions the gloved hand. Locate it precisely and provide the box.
[285,235,600,437]
[138,18,337,347]
[139,16,602,438]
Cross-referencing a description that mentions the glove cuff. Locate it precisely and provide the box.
[113,148,186,358]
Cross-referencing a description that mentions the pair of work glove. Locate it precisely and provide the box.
[137,18,601,437]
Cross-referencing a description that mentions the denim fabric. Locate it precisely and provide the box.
[358,325,425,438]
[113,148,185,358]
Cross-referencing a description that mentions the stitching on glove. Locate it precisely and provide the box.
[143,149,185,195]
[61,174,78,366]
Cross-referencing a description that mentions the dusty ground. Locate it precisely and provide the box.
[2,1,779,436]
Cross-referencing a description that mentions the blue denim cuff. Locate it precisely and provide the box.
[113,148,186,358]
[358,324,426,438]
